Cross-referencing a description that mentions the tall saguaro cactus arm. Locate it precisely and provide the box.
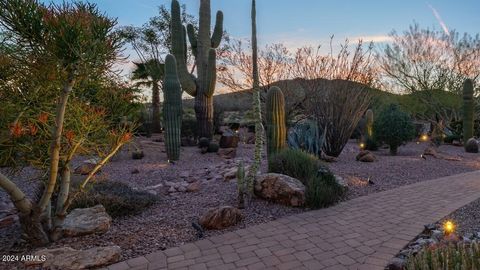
[171,0,196,96]
[211,11,223,48]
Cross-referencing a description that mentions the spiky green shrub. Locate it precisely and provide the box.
[268,148,345,208]
[268,148,319,184]
[266,86,286,157]
[463,79,475,147]
[406,241,480,270]
[374,104,415,155]
[287,120,326,157]
[163,54,182,161]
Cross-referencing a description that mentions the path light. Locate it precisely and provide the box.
[420,134,429,142]
[359,142,366,149]
[443,220,456,235]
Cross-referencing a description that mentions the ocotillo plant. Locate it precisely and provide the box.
[163,54,182,161]
[245,0,264,196]
[266,86,287,157]
[236,161,246,209]
[463,79,474,146]
[170,0,223,139]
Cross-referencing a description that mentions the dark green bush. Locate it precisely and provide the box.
[71,181,158,218]
[181,118,197,139]
[365,137,379,151]
[306,171,345,209]
[268,148,319,184]
[268,148,345,209]
[373,104,415,155]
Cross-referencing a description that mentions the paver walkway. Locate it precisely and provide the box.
[106,170,480,270]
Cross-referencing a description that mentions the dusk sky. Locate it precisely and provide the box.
[40,0,480,83]
[54,0,480,45]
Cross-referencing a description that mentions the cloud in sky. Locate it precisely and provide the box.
[350,35,394,43]
[428,3,450,36]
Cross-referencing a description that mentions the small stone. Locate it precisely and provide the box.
[0,215,16,228]
[164,181,175,187]
[218,148,237,159]
[424,223,436,232]
[74,164,97,175]
[186,177,197,183]
[431,230,443,241]
[178,186,187,192]
[199,206,243,230]
[180,171,190,178]
[356,150,376,162]
[130,168,140,174]
[132,150,145,160]
[386,257,405,270]
[168,186,176,193]
[187,182,201,192]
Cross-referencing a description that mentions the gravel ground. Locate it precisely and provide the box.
[1,137,480,268]
[329,140,480,199]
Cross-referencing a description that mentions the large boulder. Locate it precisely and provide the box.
[254,173,306,207]
[219,131,239,148]
[356,150,376,162]
[199,206,243,230]
[25,246,121,270]
[63,205,111,237]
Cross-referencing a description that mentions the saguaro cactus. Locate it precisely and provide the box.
[163,54,182,160]
[171,0,223,139]
[463,79,474,146]
[366,109,374,138]
[266,86,286,156]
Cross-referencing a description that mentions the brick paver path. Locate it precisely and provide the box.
[106,171,480,270]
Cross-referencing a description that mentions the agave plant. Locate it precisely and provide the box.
[287,120,327,157]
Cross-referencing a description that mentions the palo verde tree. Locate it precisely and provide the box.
[0,0,130,246]
[171,0,223,139]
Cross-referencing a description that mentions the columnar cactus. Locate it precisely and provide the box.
[463,79,474,146]
[163,54,182,161]
[266,86,286,156]
[365,109,374,138]
[171,0,223,139]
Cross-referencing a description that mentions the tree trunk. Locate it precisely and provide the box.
[38,73,75,212]
[151,82,162,133]
[19,212,50,246]
[195,93,213,139]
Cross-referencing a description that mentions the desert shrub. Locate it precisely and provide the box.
[406,241,480,270]
[268,148,345,208]
[71,181,158,218]
[268,148,320,183]
[374,104,415,155]
[365,137,379,151]
[306,171,345,209]
[181,118,197,138]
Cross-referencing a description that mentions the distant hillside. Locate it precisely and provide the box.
[182,78,462,120]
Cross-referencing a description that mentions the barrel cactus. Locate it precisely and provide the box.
[163,54,182,161]
[266,86,286,156]
[463,79,474,147]
[170,0,223,139]
[465,138,479,153]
